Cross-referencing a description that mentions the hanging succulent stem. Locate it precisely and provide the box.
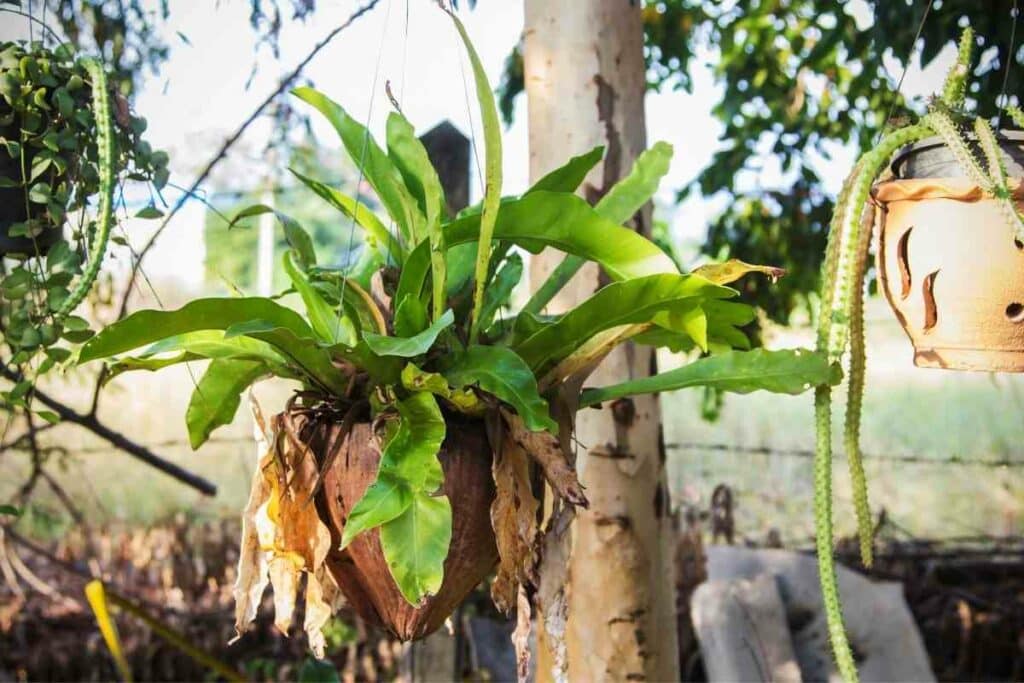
[815,123,931,683]
[1005,104,1024,129]
[56,57,115,320]
[843,205,873,568]
[812,28,1024,682]
[940,26,973,108]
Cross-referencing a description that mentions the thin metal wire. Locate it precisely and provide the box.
[334,0,394,342]
[667,441,1024,468]
[997,0,1020,129]
[400,0,410,104]
[872,0,935,147]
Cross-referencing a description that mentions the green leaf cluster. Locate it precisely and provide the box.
[79,14,837,608]
[0,40,168,379]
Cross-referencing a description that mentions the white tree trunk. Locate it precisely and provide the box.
[523,2,680,681]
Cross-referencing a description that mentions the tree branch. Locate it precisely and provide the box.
[1,367,217,496]
[114,0,383,321]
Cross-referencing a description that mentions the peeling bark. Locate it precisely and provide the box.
[524,2,680,680]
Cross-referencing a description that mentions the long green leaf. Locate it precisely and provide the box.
[578,348,842,408]
[386,113,447,319]
[443,345,557,433]
[340,473,412,550]
[289,168,404,264]
[229,205,316,267]
[140,330,288,365]
[362,309,455,358]
[395,192,678,306]
[380,491,452,605]
[479,252,523,331]
[283,250,353,345]
[80,298,316,362]
[103,352,204,385]
[393,295,429,337]
[186,359,268,449]
[523,142,674,315]
[593,141,673,224]
[221,320,350,394]
[292,87,424,245]
[514,274,734,371]
[447,11,502,342]
[526,145,604,194]
[380,391,447,490]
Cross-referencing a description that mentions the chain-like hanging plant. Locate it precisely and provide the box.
[0,39,169,408]
[813,28,1024,683]
[79,10,839,658]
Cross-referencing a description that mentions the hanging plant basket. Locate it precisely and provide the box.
[876,131,1024,372]
[309,413,498,641]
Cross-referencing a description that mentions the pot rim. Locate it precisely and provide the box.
[890,129,1024,178]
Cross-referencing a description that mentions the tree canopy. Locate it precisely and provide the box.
[501,0,1023,327]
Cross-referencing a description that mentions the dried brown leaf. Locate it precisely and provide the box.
[231,398,274,641]
[490,434,539,613]
[501,408,588,509]
[233,396,338,652]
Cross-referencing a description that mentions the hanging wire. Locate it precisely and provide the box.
[333,0,394,342]
[399,0,410,104]
[872,0,936,147]
[997,0,1020,129]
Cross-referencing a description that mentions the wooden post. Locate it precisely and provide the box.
[523,1,681,680]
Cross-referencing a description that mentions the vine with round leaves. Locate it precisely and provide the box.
[0,40,167,414]
[814,28,1024,682]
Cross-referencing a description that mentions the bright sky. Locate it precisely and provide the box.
[2,0,959,289]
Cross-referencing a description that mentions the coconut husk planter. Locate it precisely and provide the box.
[231,394,570,653]
[875,131,1024,372]
[307,413,499,641]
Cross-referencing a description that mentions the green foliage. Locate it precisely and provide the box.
[186,359,269,450]
[0,504,22,517]
[0,40,167,381]
[499,2,1023,334]
[579,348,841,408]
[442,345,557,433]
[810,30,1022,683]
[80,15,833,611]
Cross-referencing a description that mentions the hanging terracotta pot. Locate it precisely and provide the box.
[309,414,498,641]
[875,131,1024,372]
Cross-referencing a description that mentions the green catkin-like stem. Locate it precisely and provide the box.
[815,123,932,683]
[844,207,873,568]
[57,58,115,319]
[924,110,993,193]
[974,117,1024,241]
[975,117,1007,182]
[941,27,974,108]
[815,384,858,682]
[1005,104,1024,129]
